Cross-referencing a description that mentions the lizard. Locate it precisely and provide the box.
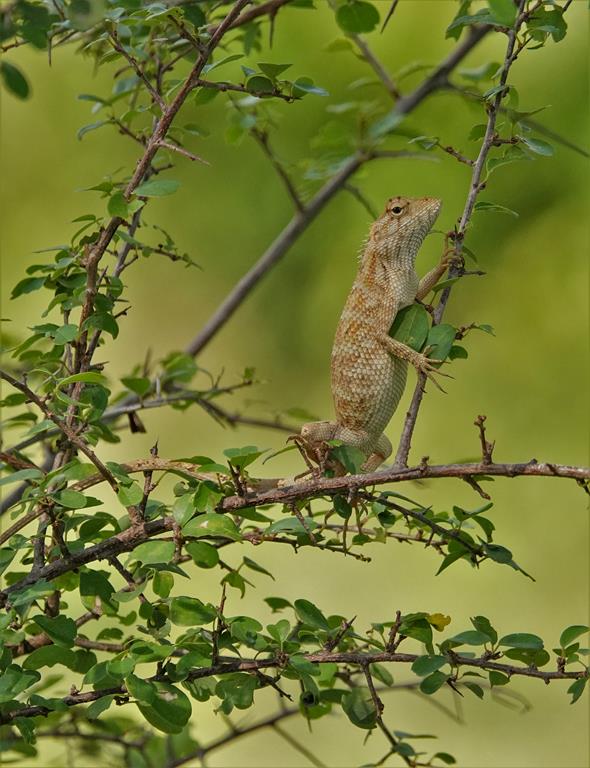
[297,195,453,473]
[0,197,450,545]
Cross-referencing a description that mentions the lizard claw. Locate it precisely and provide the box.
[413,353,453,393]
[441,248,464,270]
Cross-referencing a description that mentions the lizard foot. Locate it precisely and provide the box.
[413,353,453,393]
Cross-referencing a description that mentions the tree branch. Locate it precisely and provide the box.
[0,646,583,726]
[395,10,524,468]
[1,455,587,598]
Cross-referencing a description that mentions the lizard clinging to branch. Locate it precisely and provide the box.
[299,196,453,473]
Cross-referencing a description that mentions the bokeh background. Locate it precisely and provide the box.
[1,1,588,766]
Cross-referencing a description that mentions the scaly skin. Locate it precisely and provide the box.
[300,196,451,472]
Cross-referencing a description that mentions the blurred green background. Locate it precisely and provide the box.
[1,1,588,766]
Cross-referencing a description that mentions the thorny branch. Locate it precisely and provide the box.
[0,644,584,727]
[395,1,529,468]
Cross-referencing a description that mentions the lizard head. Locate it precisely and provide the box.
[369,196,441,267]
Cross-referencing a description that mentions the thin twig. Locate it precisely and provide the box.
[156,139,209,165]
[394,9,524,468]
[109,32,166,110]
[380,0,400,33]
[0,369,118,491]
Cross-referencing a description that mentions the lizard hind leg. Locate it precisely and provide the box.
[297,421,340,474]
[361,433,392,472]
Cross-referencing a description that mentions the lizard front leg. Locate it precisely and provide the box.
[380,335,450,392]
[416,249,463,301]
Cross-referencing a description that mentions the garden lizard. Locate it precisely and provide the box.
[299,195,451,473]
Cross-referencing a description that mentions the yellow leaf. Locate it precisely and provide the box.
[427,613,451,632]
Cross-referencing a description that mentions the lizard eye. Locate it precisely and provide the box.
[391,206,403,215]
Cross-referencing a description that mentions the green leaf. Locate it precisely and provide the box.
[202,53,243,74]
[329,444,365,474]
[464,682,484,699]
[267,619,291,646]
[136,682,192,734]
[223,445,265,469]
[58,372,108,387]
[117,482,144,507]
[1,62,31,99]
[389,304,429,351]
[258,62,291,79]
[56,489,88,509]
[449,345,468,360]
[447,630,490,646]
[470,615,497,644]
[324,37,355,53]
[419,671,448,694]
[133,540,175,565]
[121,376,151,397]
[408,135,439,150]
[341,687,378,729]
[425,324,456,361]
[411,655,449,677]
[246,75,274,94]
[185,541,220,569]
[152,571,174,598]
[567,677,588,705]
[53,324,79,345]
[498,633,544,650]
[243,556,274,580]
[170,596,217,626]
[183,513,242,541]
[173,493,196,526]
[489,671,509,687]
[182,3,206,27]
[527,6,567,43]
[488,0,517,26]
[400,615,434,652]
[0,468,43,487]
[265,517,318,535]
[433,753,457,765]
[86,694,115,719]
[333,494,352,520]
[77,120,109,141]
[216,673,258,711]
[292,77,329,97]
[23,645,77,671]
[468,124,487,141]
[436,547,469,575]
[108,191,129,218]
[459,62,500,82]
[194,87,219,106]
[80,570,114,601]
[371,662,393,687]
[33,614,76,648]
[294,599,330,631]
[519,135,554,156]
[265,596,292,612]
[474,201,519,217]
[11,276,45,298]
[134,179,181,197]
[83,312,119,338]
[560,626,589,649]
[336,1,380,34]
